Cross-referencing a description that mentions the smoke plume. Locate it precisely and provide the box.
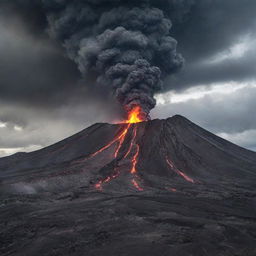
[42,0,186,119]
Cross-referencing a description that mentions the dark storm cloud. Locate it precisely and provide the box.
[0,1,80,107]
[1,0,256,105]
[1,0,256,156]
[166,47,256,90]
[170,0,256,90]
[172,0,256,58]
[42,1,186,118]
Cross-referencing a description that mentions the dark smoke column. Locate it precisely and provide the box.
[43,0,184,120]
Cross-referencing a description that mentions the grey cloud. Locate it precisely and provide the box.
[0,4,80,107]
[153,85,256,134]
[169,0,256,90]
[173,0,256,61]
[0,98,121,150]
[166,44,256,91]
[1,0,256,155]
[43,2,184,118]
[1,0,256,106]
[152,84,256,151]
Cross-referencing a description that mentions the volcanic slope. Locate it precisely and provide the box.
[1,115,256,256]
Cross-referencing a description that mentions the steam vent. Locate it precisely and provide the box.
[1,115,256,255]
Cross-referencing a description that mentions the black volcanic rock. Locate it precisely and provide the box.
[0,116,256,256]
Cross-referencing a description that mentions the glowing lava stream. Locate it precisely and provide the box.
[114,123,131,158]
[166,157,195,183]
[95,168,120,190]
[73,124,130,165]
[131,178,143,191]
[130,144,140,174]
[89,123,130,159]
[124,125,138,159]
[128,136,144,191]
[95,124,144,191]
[94,106,145,190]
[84,106,144,161]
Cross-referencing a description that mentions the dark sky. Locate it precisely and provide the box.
[0,0,256,156]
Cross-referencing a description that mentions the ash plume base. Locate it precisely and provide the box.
[42,0,185,119]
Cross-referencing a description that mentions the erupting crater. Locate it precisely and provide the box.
[72,109,198,192]
[123,106,146,124]
[1,115,255,194]
[94,106,147,191]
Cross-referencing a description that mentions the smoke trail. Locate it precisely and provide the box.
[43,0,189,119]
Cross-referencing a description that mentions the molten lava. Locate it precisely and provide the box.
[131,178,143,191]
[130,144,140,174]
[87,106,145,160]
[95,169,120,190]
[125,106,145,124]
[88,123,130,159]
[166,157,195,184]
[74,106,148,191]
[114,123,131,158]
[126,130,143,191]
[124,126,138,159]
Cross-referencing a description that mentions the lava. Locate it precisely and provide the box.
[131,178,143,191]
[88,124,130,159]
[128,138,143,191]
[90,134,121,158]
[130,144,140,174]
[124,106,145,124]
[166,157,195,183]
[114,123,131,158]
[82,106,144,161]
[77,105,146,164]
[95,168,120,190]
[124,125,138,159]
[75,106,147,192]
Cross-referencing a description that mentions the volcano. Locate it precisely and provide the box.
[1,115,256,256]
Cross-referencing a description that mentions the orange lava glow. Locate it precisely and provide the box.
[89,124,130,159]
[77,106,145,164]
[114,123,131,158]
[125,106,144,124]
[124,125,138,159]
[166,157,195,184]
[74,111,146,192]
[131,178,143,191]
[95,169,120,190]
[130,144,140,174]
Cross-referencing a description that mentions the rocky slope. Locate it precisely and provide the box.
[1,115,256,256]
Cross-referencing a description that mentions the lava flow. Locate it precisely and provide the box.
[131,178,143,191]
[95,168,120,190]
[114,123,131,158]
[91,106,144,160]
[130,144,140,174]
[93,106,146,190]
[125,107,144,190]
[166,157,195,183]
[124,125,138,159]
[89,126,128,159]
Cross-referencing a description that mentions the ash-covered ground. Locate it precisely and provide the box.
[1,116,256,256]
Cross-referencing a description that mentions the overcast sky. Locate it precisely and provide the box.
[0,0,256,157]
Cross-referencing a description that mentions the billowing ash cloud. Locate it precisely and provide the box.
[42,0,185,119]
